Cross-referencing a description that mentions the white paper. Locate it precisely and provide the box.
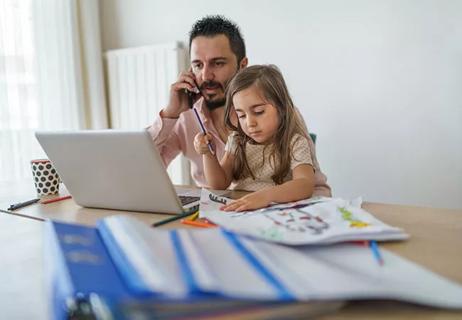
[103,216,189,298]
[199,189,409,245]
[100,215,462,308]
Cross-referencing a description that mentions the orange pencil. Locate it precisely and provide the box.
[41,195,72,204]
[181,219,217,228]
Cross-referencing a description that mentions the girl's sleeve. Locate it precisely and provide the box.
[291,135,313,170]
[224,131,239,154]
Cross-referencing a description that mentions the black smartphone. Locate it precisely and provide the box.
[187,90,196,109]
[187,80,203,108]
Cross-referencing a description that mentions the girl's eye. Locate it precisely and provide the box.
[237,114,246,119]
[254,110,264,115]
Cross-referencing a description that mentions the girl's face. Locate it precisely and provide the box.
[233,85,279,144]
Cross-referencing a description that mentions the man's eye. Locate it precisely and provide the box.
[192,64,203,70]
[215,61,225,66]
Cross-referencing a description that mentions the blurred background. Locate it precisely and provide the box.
[1,0,461,209]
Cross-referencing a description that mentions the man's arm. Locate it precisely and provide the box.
[146,68,201,166]
[146,115,182,167]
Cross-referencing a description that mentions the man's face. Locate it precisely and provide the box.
[190,35,241,110]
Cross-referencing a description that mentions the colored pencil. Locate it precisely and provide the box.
[41,195,72,204]
[187,211,200,221]
[152,210,197,227]
[192,107,215,155]
[369,240,384,266]
[181,219,217,228]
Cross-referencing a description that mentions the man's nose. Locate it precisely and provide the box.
[201,64,215,81]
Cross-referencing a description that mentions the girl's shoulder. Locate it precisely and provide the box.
[228,131,239,138]
[291,133,310,146]
[225,131,242,152]
[227,131,239,144]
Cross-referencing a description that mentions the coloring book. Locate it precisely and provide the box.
[199,189,408,245]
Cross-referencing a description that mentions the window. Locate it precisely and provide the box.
[0,0,95,184]
[0,0,44,182]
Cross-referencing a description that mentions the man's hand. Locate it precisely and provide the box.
[162,70,200,118]
[220,190,271,212]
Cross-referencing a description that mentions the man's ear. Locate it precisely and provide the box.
[239,57,248,70]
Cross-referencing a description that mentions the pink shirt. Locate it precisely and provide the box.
[147,99,332,197]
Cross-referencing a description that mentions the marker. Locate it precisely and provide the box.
[193,107,215,155]
[8,198,40,211]
[41,195,72,204]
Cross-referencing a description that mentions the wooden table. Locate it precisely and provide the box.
[1,183,461,319]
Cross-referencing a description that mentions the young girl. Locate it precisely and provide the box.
[194,65,318,212]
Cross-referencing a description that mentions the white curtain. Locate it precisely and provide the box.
[0,0,107,183]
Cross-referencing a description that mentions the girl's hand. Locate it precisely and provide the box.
[194,132,213,155]
[221,190,271,212]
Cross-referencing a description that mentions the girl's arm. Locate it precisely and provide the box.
[202,150,234,189]
[194,133,234,190]
[221,164,314,211]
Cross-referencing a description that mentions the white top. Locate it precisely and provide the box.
[225,133,313,192]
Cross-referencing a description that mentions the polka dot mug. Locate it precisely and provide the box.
[31,159,60,196]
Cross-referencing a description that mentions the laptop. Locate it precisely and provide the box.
[35,130,199,214]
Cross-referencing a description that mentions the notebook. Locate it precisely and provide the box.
[46,219,343,319]
[47,215,462,311]
[35,130,199,214]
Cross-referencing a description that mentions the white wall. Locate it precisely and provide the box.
[100,0,462,209]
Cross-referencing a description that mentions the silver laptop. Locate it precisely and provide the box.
[35,130,199,214]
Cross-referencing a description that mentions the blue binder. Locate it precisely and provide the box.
[45,214,462,320]
[46,221,135,319]
[46,220,305,320]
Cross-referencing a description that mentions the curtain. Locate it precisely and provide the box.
[0,0,108,183]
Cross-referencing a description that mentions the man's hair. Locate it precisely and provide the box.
[189,15,246,64]
[224,65,309,185]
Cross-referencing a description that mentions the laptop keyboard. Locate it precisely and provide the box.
[179,195,200,206]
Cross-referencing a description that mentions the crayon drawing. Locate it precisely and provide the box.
[199,189,408,245]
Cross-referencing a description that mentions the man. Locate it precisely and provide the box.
[148,16,247,185]
[148,15,331,196]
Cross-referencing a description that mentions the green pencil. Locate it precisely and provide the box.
[152,210,198,227]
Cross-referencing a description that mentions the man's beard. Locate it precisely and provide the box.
[201,80,226,111]
[205,97,226,110]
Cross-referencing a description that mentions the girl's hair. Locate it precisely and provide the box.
[224,64,309,184]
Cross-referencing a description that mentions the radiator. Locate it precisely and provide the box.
[105,42,190,185]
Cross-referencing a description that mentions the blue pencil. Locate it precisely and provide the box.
[192,107,215,155]
[369,240,384,266]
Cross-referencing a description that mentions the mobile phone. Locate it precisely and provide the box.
[187,89,198,109]
[189,77,205,108]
